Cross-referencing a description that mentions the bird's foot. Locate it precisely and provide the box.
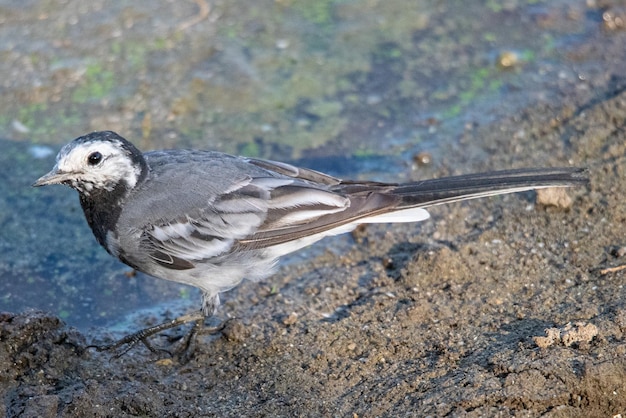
[87,311,225,359]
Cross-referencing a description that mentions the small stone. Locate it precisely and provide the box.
[222,319,248,342]
[496,50,520,69]
[283,312,298,326]
[536,187,573,209]
[413,151,432,166]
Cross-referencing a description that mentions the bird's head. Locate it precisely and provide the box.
[33,131,148,196]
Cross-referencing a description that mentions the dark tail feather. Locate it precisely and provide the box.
[394,167,589,208]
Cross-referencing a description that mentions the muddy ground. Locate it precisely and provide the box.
[3,75,626,418]
[4,2,626,418]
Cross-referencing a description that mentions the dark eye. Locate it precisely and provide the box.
[87,151,103,166]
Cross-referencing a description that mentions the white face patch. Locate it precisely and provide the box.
[55,140,142,194]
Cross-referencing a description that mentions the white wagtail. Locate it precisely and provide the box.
[34,131,588,355]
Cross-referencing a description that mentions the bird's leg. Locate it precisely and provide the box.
[89,292,223,358]
[89,311,207,358]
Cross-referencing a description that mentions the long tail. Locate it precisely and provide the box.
[391,167,588,208]
[241,167,588,248]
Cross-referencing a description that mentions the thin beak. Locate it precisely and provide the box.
[33,168,72,187]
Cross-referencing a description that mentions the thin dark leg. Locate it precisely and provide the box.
[89,311,207,358]
[89,293,224,358]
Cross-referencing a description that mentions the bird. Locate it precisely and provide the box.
[33,130,588,356]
